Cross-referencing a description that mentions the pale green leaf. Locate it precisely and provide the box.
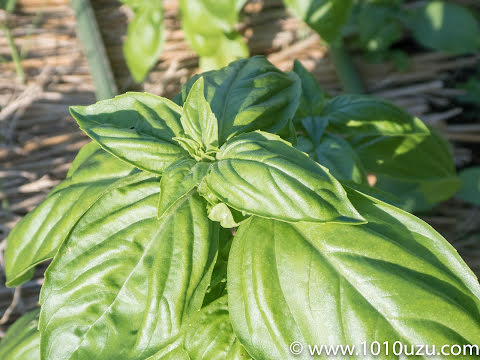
[409,1,480,55]
[70,93,188,174]
[228,190,480,359]
[204,131,365,224]
[175,56,301,143]
[39,172,218,360]
[324,95,430,136]
[179,77,219,157]
[158,159,210,219]
[5,143,135,287]
[283,0,354,43]
[123,1,164,82]
[0,309,40,360]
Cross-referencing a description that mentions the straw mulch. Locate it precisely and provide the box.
[0,0,479,336]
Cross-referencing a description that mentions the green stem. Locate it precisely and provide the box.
[70,0,118,100]
[329,43,365,94]
[0,21,25,84]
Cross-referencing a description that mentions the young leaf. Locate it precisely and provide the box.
[408,1,480,55]
[309,133,367,184]
[39,172,218,360]
[204,131,365,224]
[228,190,480,359]
[0,309,40,360]
[456,167,480,206]
[283,0,354,43]
[175,56,301,143]
[5,143,135,287]
[178,77,219,159]
[291,60,327,144]
[122,0,164,82]
[158,159,210,219]
[146,296,251,360]
[70,93,188,174]
[323,95,430,136]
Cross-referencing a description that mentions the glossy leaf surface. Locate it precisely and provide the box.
[0,309,40,360]
[39,172,218,360]
[5,143,135,287]
[70,93,187,174]
[175,56,301,143]
[228,190,480,359]
[204,131,365,224]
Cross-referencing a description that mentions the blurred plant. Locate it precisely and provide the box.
[456,167,480,206]
[121,0,248,83]
[0,0,25,83]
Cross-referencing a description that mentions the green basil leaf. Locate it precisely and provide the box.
[175,56,301,143]
[158,159,210,219]
[39,172,218,360]
[204,131,365,224]
[123,2,164,82]
[456,167,480,206]
[147,296,251,360]
[5,143,135,287]
[0,309,40,360]
[283,0,354,43]
[291,60,327,144]
[310,133,367,184]
[178,77,219,158]
[324,95,430,136]
[228,190,480,360]
[408,1,480,55]
[180,0,248,71]
[70,93,188,174]
[351,128,460,204]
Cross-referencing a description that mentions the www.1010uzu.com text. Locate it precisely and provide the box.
[289,341,479,357]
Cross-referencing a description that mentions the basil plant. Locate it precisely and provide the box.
[2,56,480,360]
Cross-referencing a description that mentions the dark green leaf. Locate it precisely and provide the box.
[456,167,480,206]
[175,56,301,143]
[310,133,367,184]
[5,143,135,287]
[291,60,327,144]
[39,172,218,360]
[70,93,188,174]
[0,309,40,360]
[147,296,251,360]
[409,1,480,55]
[0,0,16,12]
[324,95,429,136]
[203,131,365,224]
[123,2,164,82]
[158,159,210,219]
[228,190,480,359]
[283,0,354,43]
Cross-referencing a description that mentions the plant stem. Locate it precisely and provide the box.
[329,43,365,94]
[70,0,118,100]
[0,21,25,84]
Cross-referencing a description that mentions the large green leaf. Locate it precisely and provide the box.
[351,128,460,204]
[310,133,367,184]
[123,0,164,82]
[175,56,301,143]
[408,1,480,55]
[70,93,188,174]
[203,131,365,224]
[39,172,218,360]
[456,167,480,206]
[0,309,40,360]
[324,95,429,136]
[283,0,354,43]
[147,296,251,360]
[228,189,480,360]
[291,60,327,144]
[5,143,135,287]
